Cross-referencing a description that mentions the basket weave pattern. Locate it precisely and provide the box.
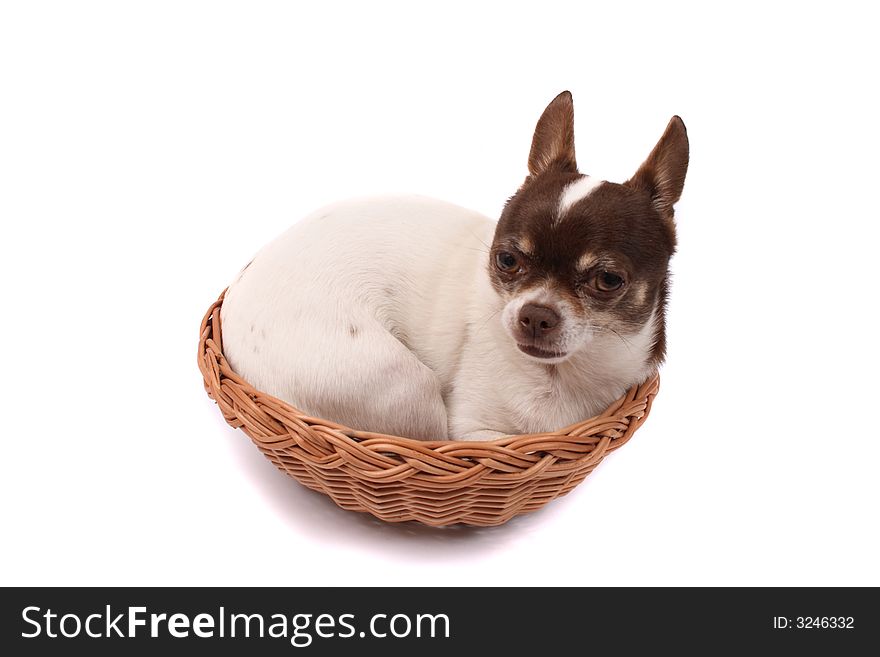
[199,292,659,527]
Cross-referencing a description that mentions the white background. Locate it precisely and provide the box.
[2,1,878,586]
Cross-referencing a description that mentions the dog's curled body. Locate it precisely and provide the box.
[221,92,688,440]
[222,197,654,441]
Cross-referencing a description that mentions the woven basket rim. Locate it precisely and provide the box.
[199,290,659,449]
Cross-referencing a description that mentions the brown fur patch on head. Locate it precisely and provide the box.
[490,97,688,366]
[491,177,676,364]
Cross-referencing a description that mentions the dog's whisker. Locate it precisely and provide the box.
[467,228,493,252]
[472,308,501,335]
[592,325,634,353]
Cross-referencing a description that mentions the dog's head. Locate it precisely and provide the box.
[489,91,688,366]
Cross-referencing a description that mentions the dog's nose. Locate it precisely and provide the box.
[518,304,561,338]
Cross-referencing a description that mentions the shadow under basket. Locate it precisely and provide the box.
[198,291,660,527]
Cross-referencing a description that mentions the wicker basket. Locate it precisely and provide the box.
[198,291,660,527]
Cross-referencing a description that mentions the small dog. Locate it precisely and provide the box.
[221,91,688,440]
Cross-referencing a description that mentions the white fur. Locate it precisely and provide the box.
[555,175,604,222]
[221,196,657,440]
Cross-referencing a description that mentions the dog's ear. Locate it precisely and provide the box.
[626,116,689,217]
[528,91,577,176]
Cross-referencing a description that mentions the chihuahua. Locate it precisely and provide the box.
[220,91,688,440]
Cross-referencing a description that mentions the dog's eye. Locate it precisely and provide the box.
[495,251,519,272]
[593,270,625,292]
